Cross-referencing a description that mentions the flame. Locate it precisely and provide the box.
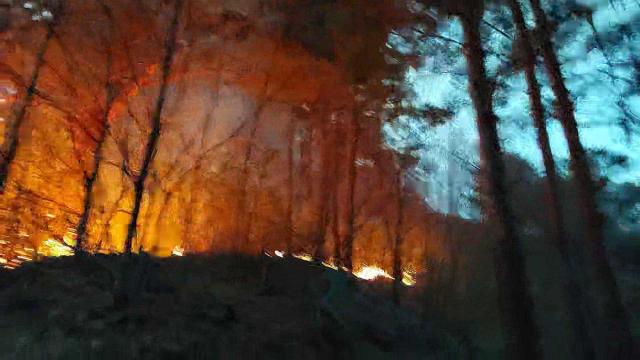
[283,251,415,286]
[322,260,338,270]
[1,230,419,288]
[353,266,394,281]
[172,246,185,256]
[402,271,416,286]
[292,252,313,262]
[38,238,74,257]
[1,231,78,269]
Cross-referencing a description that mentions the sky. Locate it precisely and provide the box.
[384,0,640,218]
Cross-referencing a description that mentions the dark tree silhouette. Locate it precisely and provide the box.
[0,2,62,192]
[458,2,541,358]
[237,102,264,252]
[330,118,342,264]
[285,116,296,254]
[313,108,333,261]
[124,0,184,254]
[392,153,410,304]
[75,0,117,253]
[507,0,593,358]
[528,0,634,357]
[341,104,360,270]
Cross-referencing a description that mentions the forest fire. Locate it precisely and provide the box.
[0,0,431,289]
[1,244,417,287]
[0,235,74,270]
[264,249,416,285]
[0,0,637,358]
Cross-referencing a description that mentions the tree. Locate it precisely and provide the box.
[417,0,542,357]
[124,0,184,254]
[0,1,62,192]
[285,115,297,254]
[392,153,416,304]
[236,101,265,252]
[506,0,593,357]
[528,0,634,357]
[75,0,117,253]
[329,115,343,265]
[313,106,332,261]
[341,104,359,271]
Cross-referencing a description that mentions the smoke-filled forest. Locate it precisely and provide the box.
[0,0,638,358]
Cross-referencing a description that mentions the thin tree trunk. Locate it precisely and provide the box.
[341,106,360,270]
[237,105,263,252]
[182,165,200,248]
[75,2,115,253]
[508,1,594,358]
[446,135,460,314]
[447,134,456,215]
[124,0,183,254]
[0,16,57,192]
[313,116,332,261]
[330,121,341,264]
[460,11,541,359]
[392,161,404,304]
[285,118,296,254]
[528,0,635,357]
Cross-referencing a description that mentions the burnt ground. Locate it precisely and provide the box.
[0,254,456,359]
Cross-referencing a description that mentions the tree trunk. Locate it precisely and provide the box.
[313,116,332,261]
[124,0,183,254]
[392,161,404,304]
[341,106,360,270]
[75,2,116,253]
[460,11,541,359]
[0,17,57,192]
[285,118,296,254]
[237,105,263,253]
[508,1,594,358]
[331,121,342,264]
[528,0,635,357]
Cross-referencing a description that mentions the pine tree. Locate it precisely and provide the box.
[528,0,634,356]
[507,0,593,357]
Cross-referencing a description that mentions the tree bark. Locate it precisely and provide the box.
[237,105,263,253]
[124,0,183,254]
[341,106,360,271]
[392,160,404,304]
[285,117,296,254]
[313,115,332,261]
[528,0,635,357]
[330,120,342,264]
[75,2,116,254]
[460,11,541,359]
[508,1,594,358]
[0,15,58,192]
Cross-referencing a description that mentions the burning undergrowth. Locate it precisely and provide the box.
[0,253,457,359]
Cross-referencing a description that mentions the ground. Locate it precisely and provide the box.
[0,254,455,359]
